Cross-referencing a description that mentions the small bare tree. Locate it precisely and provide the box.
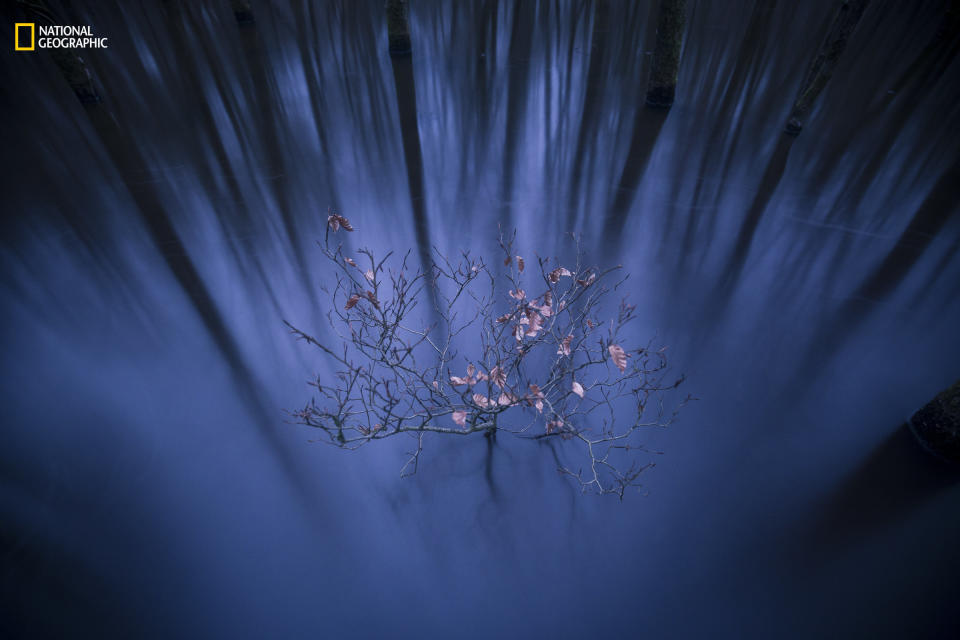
[286,212,690,498]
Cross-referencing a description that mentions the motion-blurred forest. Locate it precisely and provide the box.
[2,1,958,638]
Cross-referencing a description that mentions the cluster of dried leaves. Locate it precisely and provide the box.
[285,212,689,498]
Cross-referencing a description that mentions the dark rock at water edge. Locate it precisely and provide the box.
[910,380,960,463]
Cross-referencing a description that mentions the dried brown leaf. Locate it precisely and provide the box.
[528,383,545,413]
[524,310,543,337]
[576,273,596,287]
[327,212,354,232]
[472,393,491,409]
[608,343,628,373]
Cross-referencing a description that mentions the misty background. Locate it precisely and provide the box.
[1,0,959,637]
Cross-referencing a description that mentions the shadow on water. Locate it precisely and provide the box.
[789,157,960,391]
[81,100,311,501]
[495,2,535,228]
[803,423,959,558]
[230,5,321,310]
[676,0,782,263]
[483,430,501,503]
[2,0,960,637]
[0,531,125,638]
[603,107,669,244]
[715,133,795,299]
[388,29,435,280]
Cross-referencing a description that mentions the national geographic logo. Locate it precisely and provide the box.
[14,23,108,51]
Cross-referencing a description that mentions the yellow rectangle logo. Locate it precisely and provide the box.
[15,23,35,51]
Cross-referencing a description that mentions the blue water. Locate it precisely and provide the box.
[2,0,959,637]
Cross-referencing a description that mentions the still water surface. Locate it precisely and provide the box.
[2,1,959,637]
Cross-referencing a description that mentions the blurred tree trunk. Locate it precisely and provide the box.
[231,0,254,25]
[386,0,412,56]
[645,0,687,108]
[785,0,870,134]
[384,0,435,300]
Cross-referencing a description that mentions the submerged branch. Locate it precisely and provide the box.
[286,221,689,497]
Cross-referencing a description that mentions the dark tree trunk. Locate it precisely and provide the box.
[645,0,687,108]
[785,0,871,134]
[232,0,254,25]
[386,0,412,57]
